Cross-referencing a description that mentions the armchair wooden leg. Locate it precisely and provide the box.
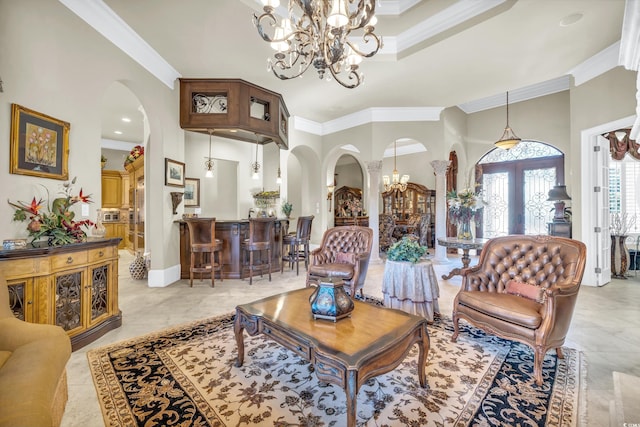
[534,348,545,386]
[451,313,460,342]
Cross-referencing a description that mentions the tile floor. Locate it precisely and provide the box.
[60,251,640,427]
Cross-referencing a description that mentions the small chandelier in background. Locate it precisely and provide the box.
[383,140,409,192]
[205,130,214,178]
[253,0,383,89]
[494,91,521,150]
[251,140,261,180]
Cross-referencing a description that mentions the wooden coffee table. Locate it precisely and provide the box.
[234,287,430,427]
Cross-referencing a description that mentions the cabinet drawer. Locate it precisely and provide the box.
[0,257,50,278]
[88,246,116,263]
[262,322,310,359]
[51,251,88,271]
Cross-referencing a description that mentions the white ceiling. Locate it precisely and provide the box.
[88,0,627,146]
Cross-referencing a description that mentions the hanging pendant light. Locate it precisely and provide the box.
[495,91,521,150]
[204,129,214,178]
[276,166,282,184]
[383,140,410,192]
[251,139,261,180]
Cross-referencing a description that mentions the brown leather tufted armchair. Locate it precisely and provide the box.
[306,226,373,297]
[451,234,587,385]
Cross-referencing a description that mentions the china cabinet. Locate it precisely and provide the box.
[334,186,369,226]
[381,182,436,247]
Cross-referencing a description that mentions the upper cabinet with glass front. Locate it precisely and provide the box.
[381,182,434,223]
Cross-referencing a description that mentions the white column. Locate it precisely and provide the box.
[366,161,383,264]
[431,160,451,263]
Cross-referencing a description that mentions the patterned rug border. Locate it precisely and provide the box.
[87,302,587,427]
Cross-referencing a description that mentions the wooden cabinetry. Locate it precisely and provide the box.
[1,238,122,350]
[334,186,369,227]
[125,156,144,253]
[381,182,436,247]
[104,223,126,249]
[101,170,123,208]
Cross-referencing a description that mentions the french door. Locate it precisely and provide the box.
[478,157,564,237]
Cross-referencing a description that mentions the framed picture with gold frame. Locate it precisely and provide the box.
[10,103,70,180]
[184,177,200,207]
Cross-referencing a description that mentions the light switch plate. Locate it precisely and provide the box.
[82,203,89,217]
[195,208,202,215]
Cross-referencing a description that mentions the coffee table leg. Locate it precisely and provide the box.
[234,311,245,367]
[417,324,430,388]
[346,370,357,427]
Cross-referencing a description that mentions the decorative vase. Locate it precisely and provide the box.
[93,210,106,238]
[129,250,147,280]
[611,235,629,279]
[457,219,473,240]
[309,278,354,322]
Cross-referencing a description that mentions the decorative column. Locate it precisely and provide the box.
[431,160,451,263]
[366,161,383,264]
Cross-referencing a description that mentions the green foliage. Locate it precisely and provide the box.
[281,199,293,217]
[386,236,427,263]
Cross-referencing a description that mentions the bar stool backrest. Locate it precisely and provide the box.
[296,215,314,240]
[247,218,276,250]
[186,218,216,249]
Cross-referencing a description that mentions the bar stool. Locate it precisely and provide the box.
[242,218,276,285]
[281,215,314,275]
[185,218,223,287]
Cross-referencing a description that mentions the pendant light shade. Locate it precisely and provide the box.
[495,91,521,150]
[204,130,214,178]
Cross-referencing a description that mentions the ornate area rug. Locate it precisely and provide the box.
[88,311,585,426]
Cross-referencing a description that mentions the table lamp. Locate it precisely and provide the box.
[547,185,571,221]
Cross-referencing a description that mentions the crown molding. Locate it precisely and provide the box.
[377,0,423,15]
[294,107,444,136]
[569,42,621,86]
[101,138,138,151]
[58,0,181,89]
[457,76,571,114]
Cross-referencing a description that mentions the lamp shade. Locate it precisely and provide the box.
[547,185,571,201]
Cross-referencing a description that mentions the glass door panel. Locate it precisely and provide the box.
[523,168,556,234]
[482,172,510,238]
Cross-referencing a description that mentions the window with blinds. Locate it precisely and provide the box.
[609,156,640,234]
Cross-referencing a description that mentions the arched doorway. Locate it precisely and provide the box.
[477,140,565,237]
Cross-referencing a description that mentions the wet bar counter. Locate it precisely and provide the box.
[177,219,287,280]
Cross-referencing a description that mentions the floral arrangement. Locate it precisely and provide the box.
[446,187,483,225]
[281,199,293,217]
[8,178,94,246]
[124,145,144,166]
[387,236,427,263]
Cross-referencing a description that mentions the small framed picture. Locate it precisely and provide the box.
[10,104,70,180]
[184,177,200,207]
[165,158,185,187]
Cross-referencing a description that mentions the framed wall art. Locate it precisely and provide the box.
[184,177,200,207]
[10,103,70,180]
[165,158,185,187]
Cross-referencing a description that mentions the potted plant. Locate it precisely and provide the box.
[281,199,293,218]
[101,154,107,169]
[386,236,427,263]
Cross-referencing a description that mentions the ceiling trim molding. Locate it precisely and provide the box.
[377,0,423,15]
[394,0,506,53]
[58,0,181,89]
[569,42,620,86]
[294,107,444,136]
[457,76,571,114]
[101,138,138,151]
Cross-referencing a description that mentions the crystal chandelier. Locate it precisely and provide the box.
[494,91,521,150]
[253,0,383,89]
[383,140,409,192]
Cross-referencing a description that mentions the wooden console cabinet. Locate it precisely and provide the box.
[0,238,122,351]
[382,182,436,247]
[334,186,369,227]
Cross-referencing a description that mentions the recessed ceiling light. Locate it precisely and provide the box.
[114,130,123,135]
[560,13,583,27]
[121,117,131,122]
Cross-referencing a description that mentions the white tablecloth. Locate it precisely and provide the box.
[382,259,440,322]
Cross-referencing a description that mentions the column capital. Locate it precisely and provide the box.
[366,160,383,173]
[430,160,451,176]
